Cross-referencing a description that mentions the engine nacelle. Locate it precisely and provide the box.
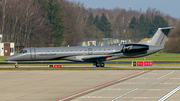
[122,44,149,53]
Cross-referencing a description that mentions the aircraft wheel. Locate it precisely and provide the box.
[96,63,100,67]
[100,63,105,67]
[15,65,19,68]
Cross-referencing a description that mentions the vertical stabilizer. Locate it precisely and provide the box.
[139,27,174,46]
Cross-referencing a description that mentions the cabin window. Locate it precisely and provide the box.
[94,49,96,52]
[75,50,77,53]
[71,50,73,53]
[66,50,68,53]
[99,49,101,52]
[80,50,82,52]
[108,49,111,51]
[104,49,106,51]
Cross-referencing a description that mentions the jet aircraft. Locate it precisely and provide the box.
[4,27,174,68]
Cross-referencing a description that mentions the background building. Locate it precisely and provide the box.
[0,34,15,56]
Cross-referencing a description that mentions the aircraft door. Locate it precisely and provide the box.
[88,48,92,55]
[30,48,36,59]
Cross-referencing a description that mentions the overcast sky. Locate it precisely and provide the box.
[68,0,180,18]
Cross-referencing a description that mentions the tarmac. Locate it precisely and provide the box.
[0,68,180,101]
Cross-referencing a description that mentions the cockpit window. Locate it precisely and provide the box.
[19,50,23,53]
[19,50,27,53]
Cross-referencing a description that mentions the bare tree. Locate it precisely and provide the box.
[0,0,51,47]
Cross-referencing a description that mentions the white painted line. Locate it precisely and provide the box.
[111,71,175,101]
[158,86,180,101]
[56,71,144,101]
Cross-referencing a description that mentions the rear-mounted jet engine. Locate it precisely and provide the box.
[122,44,149,53]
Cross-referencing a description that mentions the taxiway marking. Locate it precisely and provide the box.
[171,78,180,79]
[56,71,144,101]
[161,83,171,85]
[158,86,180,101]
[111,71,175,101]
[133,97,147,99]
[88,96,102,98]
[149,89,161,91]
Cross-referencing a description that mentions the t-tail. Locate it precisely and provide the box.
[139,27,174,46]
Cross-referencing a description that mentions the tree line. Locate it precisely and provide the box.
[0,0,179,50]
[128,15,168,42]
[165,24,180,53]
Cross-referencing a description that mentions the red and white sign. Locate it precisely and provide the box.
[53,65,62,68]
[133,61,153,66]
[136,61,144,66]
[144,61,153,66]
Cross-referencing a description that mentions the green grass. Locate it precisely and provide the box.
[0,56,7,62]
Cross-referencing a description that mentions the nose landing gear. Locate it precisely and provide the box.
[15,63,19,68]
[7,61,19,68]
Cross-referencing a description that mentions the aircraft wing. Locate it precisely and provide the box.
[82,55,113,60]
[81,54,117,62]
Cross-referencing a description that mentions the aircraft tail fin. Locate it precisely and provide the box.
[139,27,174,46]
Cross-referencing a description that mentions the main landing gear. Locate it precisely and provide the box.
[94,63,105,67]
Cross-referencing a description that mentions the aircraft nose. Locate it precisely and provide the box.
[4,55,15,61]
[4,56,11,61]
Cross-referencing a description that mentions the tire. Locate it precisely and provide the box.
[96,63,100,67]
[15,65,18,68]
[100,63,105,67]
